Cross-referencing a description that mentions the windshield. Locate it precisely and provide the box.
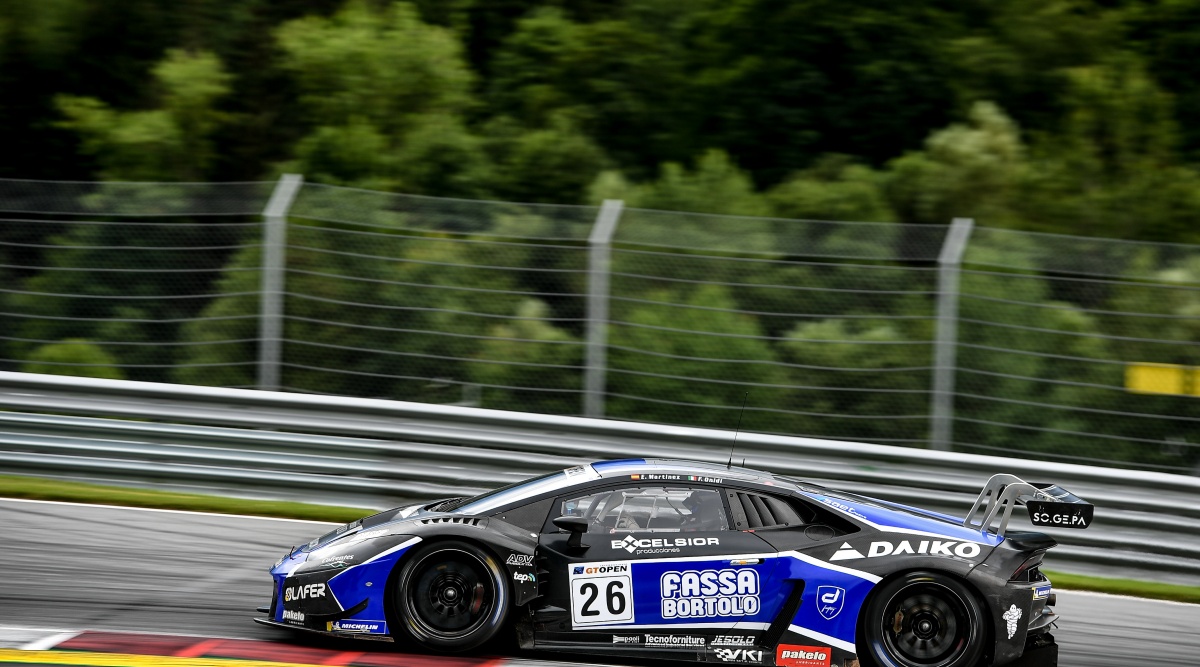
[446,467,576,515]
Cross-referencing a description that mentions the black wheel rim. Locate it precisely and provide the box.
[880,583,971,667]
[406,549,494,639]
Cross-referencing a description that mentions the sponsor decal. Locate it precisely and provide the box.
[1002,604,1023,639]
[353,529,389,542]
[284,583,326,602]
[506,553,535,567]
[645,635,706,647]
[687,475,724,484]
[1026,500,1093,529]
[776,645,831,667]
[815,586,845,620]
[660,569,760,619]
[564,466,589,477]
[329,620,384,633]
[321,554,355,568]
[612,535,720,555]
[281,609,305,623]
[612,635,642,645]
[817,498,867,521]
[1034,585,1052,600]
[711,636,757,646]
[829,539,981,562]
[714,649,763,663]
[570,560,634,626]
[335,519,360,535]
[514,572,536,584]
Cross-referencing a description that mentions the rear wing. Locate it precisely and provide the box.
[963,473,1094,537]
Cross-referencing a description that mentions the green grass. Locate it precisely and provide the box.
[1044,570,1200,604]
[2,474,1196,605]
[0,474,371,524]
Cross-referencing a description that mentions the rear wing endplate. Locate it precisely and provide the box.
[963,473,1094,537]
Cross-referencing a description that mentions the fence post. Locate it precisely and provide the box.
[584,199,625,418]
[930,217,974,451]
[257,174,304,391]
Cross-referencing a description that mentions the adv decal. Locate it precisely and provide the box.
[569,561,634,627]
[775,645,831,667]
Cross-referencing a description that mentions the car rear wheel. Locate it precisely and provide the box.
[860,571,986,667]
[393,540,509,651]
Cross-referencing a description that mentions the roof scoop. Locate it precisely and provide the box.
[963,473,1094,537]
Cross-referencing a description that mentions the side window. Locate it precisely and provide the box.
[725,490,813,530]
[557,487,728,533]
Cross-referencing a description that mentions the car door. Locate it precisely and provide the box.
[534,483,776,653]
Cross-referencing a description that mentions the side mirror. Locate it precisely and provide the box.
[553,515,589,549]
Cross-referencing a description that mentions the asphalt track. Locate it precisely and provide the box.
[0,499,1197,667]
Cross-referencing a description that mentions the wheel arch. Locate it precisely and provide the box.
[854,567,994,667]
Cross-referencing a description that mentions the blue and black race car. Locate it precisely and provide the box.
[255,459,1093,667]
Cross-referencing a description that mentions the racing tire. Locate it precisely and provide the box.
[859,571,987,667]
[393,540,510,652]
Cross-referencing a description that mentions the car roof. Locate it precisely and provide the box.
[591,458,800,489]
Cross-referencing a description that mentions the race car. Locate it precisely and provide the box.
[255,459,1093,667]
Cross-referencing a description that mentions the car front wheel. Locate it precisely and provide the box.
[860,571,987,667]
[393,540,509,651]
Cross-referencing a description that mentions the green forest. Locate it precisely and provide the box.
[3,0,1200,239]
[2,0,1200,471]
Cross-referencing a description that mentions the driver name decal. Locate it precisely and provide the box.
[660,569,760,619]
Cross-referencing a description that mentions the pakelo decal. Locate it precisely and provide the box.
[775,645,831,667]
[828,539,981,561]
[660,569,760,619]
[281,609,304,623]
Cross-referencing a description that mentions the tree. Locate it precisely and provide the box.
[55,49,231,181]
[274,0,491,196]
[607,284,790,433]
[469,298,583,414]
[21,338,125,380]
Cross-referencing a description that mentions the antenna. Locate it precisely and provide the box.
[727,393,748,469]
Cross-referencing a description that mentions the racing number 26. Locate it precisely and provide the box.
[579,580,627,616]
[570,569,634,626]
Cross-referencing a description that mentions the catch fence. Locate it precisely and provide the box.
[0,177,1197,473]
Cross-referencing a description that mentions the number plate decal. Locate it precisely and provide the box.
[569,560,635,626]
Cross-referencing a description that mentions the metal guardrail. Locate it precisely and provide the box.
[0,371,1196,580]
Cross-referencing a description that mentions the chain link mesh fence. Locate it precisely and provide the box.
[955,227,1200,472]
[2,178,1197,474]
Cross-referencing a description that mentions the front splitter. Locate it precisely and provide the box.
[252,617,394,642]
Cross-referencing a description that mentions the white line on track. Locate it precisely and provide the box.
[0,497,339,525]
[21,632,81,650]
[1056,588,1199,607]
